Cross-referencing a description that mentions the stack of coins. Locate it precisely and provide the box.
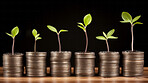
[75,52,95,76]
[99,52,120,77]
[122,51,144,76]
[26,52,47,77]
[50,51,71,77]
[3,53,23,77]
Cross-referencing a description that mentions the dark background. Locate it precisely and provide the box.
[0,0,147,67]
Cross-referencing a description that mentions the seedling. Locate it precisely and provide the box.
[47,25,68,52]
[120,12,143,51]
[96,29,118,52]
[6,26,19,55]
[77,14,92,52]
[32,29,42,54]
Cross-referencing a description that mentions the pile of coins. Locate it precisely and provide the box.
[75,52,95,76]
[3,53,23,77]
[50,51,71,77]
[26,52,47,77]
[122,51,144,76]
[99,52,120,77]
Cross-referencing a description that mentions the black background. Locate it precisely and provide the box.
[0,0,147,67]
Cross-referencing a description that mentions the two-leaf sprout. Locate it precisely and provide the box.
[120,12,143,51]
[77,14,92,53]
[47,25,68,52]
[96,29,118,52]
[32,29,42,54]
[6,26,19,55]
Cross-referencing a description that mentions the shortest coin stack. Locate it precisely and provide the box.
[99,52,120,77]
[26,52,47,77]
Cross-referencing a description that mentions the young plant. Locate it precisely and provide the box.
[96,29,118,52]
[6,26,19,55]
[32,29,42,54]
[120,12,143,51]
[77,14,92,52]
[47,25,68,52]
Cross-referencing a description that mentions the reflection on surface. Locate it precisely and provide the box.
[76,77,80,83]
[76,77,92,83]
[28,78,32,83]
[100,78,117,83]
[39,78,45,83]
[27,77,45,83]
[3,77,21,83]
[52,77,69,83]
[51,77,94,83]
[87,77,91,83]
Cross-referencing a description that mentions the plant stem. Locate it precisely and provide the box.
[34,40,36,55]
[12,38,15,55]
[131,24,134,51]
[105,39,109,52]
[57,33,61,52]
[84,31,88,53]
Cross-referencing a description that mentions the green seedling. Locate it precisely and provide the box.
[96,29,118,52]
[32,29,42,54]
[120,12,143,51]
[47,25,68,52]
[77,14,92,52]
[6,26,19,55]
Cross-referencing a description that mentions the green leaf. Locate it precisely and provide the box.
[121,12,132,23]
[36,37,42,40]
[132,15,141,23]
[120,21,130,23]
[96,36,106,40]
[32,29,42,41]
[77,22,84,27]
[133,22,143,26]
[78,25,86,31]
[59,29,68,33]
[107,29,115,36]
[83,14,92,26]
[11,26,19,38]
[32,29,37,38]
[108,36,118,39]
[47,25,58,33]
[6,33,13,38]
[103,32,107,39]
[35,34,40,38]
